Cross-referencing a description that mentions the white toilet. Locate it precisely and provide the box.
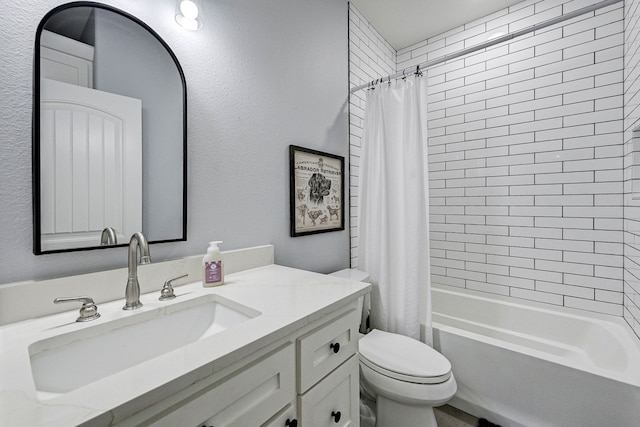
[330,269,457,427]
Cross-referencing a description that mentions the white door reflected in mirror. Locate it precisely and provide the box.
[40,78,142,251]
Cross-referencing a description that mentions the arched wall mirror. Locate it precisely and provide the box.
[33,2,187,254]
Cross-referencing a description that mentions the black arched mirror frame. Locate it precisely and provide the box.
[33,2,187,254]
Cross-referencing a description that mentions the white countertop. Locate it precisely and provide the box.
[0,264,370,426]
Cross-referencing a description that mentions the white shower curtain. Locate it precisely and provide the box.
[358,74,431,344]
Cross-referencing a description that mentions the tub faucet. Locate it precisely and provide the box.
[123,232,151,310]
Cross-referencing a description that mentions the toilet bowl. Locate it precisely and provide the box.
[330,269,457,427]
[360,329,457,426]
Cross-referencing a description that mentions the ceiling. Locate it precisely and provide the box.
[350,0,525,50]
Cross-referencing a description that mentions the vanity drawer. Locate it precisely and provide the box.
[297,308,359,393]
[147,343,295,427]
[298,355,359,427]
[262,401,298,427]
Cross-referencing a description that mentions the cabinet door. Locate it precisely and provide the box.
[40,30,94,88]
[147,344,295,427]
[299,356,359,427]
[297,308,359,393]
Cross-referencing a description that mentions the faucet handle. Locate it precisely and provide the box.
[159,274,188,301]
[54,296,101,322]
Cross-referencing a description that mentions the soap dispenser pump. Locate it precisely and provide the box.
[202,241,224,287]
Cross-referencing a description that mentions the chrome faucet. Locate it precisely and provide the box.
[100,227,118,245]
[123,232,151,310]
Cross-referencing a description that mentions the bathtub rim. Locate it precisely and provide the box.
[431,284,637,331]
[431,284,640,387]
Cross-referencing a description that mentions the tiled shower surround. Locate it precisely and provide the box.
[348,5,396,267]
[350,0,640,337]
[624,0,640,339]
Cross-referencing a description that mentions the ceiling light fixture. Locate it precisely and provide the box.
[175,0,202,31]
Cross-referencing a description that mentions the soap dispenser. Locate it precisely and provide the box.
[202,241,224,287]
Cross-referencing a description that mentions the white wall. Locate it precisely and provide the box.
[350,0,628,319]
[623,0,640,338]
[0,0,350,285]
[348,5,397,267]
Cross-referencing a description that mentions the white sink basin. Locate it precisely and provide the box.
[29,294,260,399]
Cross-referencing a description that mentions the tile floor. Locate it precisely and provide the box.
[434,405,479,427]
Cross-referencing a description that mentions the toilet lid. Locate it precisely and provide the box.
[359,329,451,384]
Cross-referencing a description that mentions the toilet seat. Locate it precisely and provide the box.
[359,360,457,407]
[359,329,451,384]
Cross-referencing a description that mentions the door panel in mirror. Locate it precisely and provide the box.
[33,2,187,254]
[40,78,142,251]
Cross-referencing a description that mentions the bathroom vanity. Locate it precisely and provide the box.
[0,246,369,426]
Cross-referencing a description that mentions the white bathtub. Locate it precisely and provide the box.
[431,286,640,427]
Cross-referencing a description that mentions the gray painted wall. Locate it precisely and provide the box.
[0,0,350,284]
[93,8,184,241]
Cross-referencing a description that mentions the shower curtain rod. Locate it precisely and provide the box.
[350,0,622,93]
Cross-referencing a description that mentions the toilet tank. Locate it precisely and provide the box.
[329,268,371,334]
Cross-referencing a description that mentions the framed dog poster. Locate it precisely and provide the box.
[289,145,345,237]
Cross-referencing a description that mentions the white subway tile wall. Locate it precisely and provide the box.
[624,0,640,337]
[349,0,635,324]
[348,5,397,267]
